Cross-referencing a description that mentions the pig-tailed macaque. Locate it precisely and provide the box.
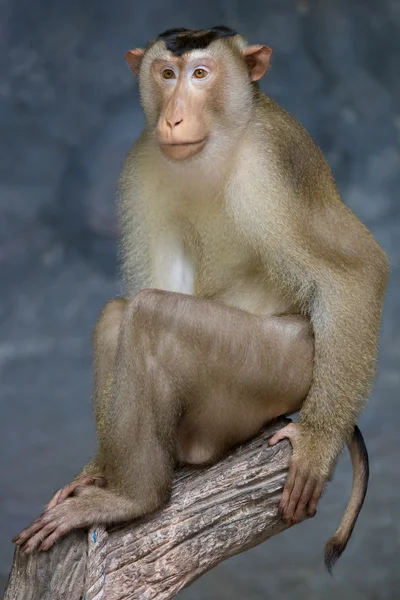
[14,26,388,571]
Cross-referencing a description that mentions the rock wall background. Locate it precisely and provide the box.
[1,0,399,598]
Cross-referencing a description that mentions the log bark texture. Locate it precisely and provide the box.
[4,418,294,600]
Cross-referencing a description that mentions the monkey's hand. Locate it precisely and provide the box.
[45,475,106,511]
[269,423,328,524]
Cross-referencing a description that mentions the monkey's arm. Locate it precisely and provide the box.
[262,201,388,523]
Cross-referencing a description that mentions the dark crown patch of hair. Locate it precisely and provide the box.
[157,26,238,56]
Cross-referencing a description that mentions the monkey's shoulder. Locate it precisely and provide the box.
[255,94,322,154]
[254,94,337,200]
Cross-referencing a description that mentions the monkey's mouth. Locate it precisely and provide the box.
[159,138,207,160]
[161,139,207,147]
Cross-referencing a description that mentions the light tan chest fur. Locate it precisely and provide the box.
[165,197,291,317]
[136,131,294,317]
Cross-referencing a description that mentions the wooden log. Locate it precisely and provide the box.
[4,530,87,600]
[4,418,295,600]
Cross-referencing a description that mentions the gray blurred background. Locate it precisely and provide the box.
[1,0,399,598]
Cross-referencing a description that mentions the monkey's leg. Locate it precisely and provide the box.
[43,299,128,511]
[15,294,180,552]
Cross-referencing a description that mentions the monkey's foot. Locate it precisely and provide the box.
[12,476,106,552]
[269,423,325,525]
[13,498,90,553]
[45,475,106,510]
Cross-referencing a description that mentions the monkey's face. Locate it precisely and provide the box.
[150,52,219,161]
[126,33,272,162]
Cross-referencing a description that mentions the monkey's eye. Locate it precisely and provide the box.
[193,68,208,79]
[162,68,176,80]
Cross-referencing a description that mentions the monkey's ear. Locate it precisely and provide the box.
[126,49,145,75]
[242,45,272,81]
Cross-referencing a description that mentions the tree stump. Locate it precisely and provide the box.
[4,418,297,600]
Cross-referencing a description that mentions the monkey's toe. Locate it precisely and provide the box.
[14,499,80,553]
[21,520,59,553]
[46,475,106,510]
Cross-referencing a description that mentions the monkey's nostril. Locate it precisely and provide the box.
[166,118,182,129]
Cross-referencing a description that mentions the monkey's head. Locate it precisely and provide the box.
[126,27,272,161]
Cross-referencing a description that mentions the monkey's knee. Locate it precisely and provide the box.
[130,288,167,310]
[101,298,128,323]
[125,288,170,328]
[94,298,127,346]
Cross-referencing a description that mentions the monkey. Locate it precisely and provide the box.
[14,26,388,571]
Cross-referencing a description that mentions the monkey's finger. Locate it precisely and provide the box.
[13,515,47,545]
[75,476,107,492]
[307,479,325,517]
[280,463,296,514]
[268,423,298,448]
[93,476,106,488]
[39,522,71,552]
[57,476,106,504]
[54,482,83,505]
[47,477,99,510]
[21,520,59,554]
[292,477,315,523]
[269,430,288,446]
[283,473,306,523]
[46,489,63,511]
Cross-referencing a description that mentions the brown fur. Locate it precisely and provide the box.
[14,29,388,568]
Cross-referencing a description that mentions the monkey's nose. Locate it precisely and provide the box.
[166,117,183,130]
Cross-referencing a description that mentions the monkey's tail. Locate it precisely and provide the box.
[324,425,369,574]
